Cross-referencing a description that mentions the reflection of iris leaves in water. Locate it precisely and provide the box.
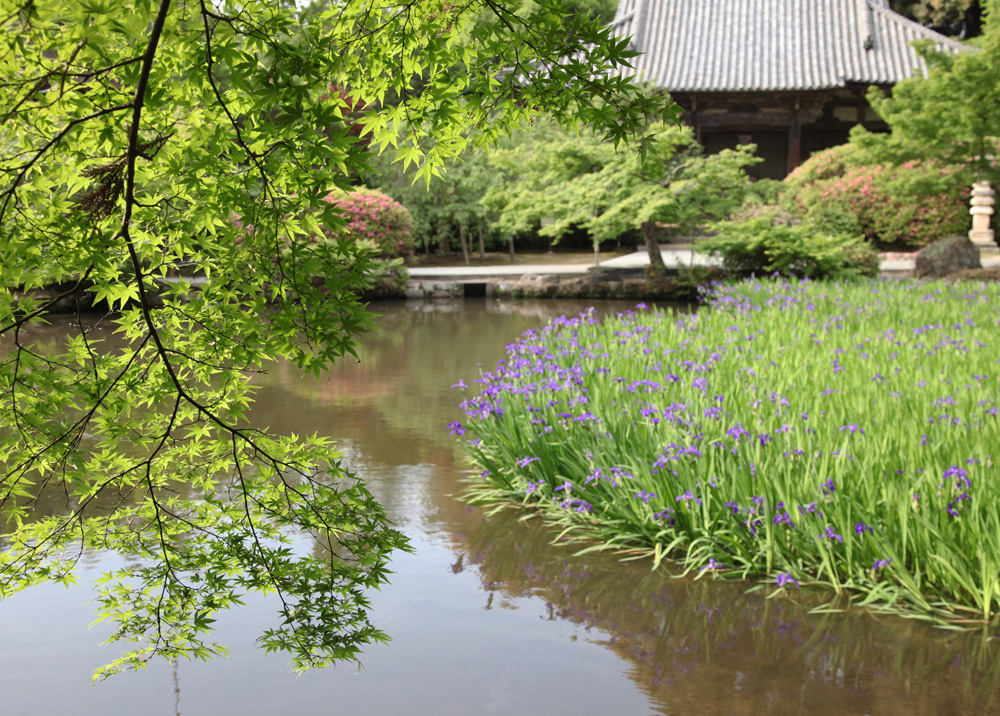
[455,509,1000,715]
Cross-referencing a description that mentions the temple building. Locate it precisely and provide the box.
[610,0,969,178]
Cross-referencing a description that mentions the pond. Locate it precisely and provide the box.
[1,298,998,715]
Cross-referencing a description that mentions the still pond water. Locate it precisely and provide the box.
[1,298,998,716]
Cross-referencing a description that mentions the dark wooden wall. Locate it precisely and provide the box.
[677,89,887,179]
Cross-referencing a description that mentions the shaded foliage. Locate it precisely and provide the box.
[891,0,983,38]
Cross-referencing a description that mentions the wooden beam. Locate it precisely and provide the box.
[694,111,792,128]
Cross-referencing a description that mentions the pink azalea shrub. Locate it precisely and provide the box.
[786,147,971,250]
[323,187,414,258]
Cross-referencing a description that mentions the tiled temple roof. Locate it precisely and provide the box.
[611,0,969,92]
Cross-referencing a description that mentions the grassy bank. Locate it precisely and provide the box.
[450,278,1000,627]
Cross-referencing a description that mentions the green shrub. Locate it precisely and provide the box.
[699,208,879,279]
[744,177,784,205]
[803,204,864,236]
[323,187,415,258]
[786,147,971,249]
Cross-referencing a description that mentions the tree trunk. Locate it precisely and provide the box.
[478,225,485,258]
[508,235,515,262]
[459,223,470,265]
[642,220,666,270]
[438,224,450,255]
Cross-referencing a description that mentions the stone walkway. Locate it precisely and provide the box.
[407,246,1000,280]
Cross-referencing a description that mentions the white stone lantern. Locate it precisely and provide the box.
[969,181,996,249]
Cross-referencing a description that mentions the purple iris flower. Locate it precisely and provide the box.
[675,490,701,506]
[798,502,823,518]
[561,499,593,514]
[726,423,749,442]
[947,493,971,517]
[700,558,725,572]
[634,490,658,504]
[818,526,843,544]
[776,573,799,588]
[526,479,545,495]
[773,512,795,528]
[943,466,971,489]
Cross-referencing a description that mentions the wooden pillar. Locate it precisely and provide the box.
[787,100,802,175]
[692,97,702,144]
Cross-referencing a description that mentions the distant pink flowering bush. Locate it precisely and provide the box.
[787,147,971,249]
[323,187,414,258]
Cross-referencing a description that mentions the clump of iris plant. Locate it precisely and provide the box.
[451,279,1000,626]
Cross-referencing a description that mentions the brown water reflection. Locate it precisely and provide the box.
[2,298,998,716]
[451,509,1000,716]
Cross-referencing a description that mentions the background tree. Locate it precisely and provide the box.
[890,0,983,38]
[0,0,676,678]
[364,144,504,260]
[569,0,619,24]
[857,0,999,183]
[484,122,758,268]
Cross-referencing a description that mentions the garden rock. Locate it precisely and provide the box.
[914,235,981,278]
